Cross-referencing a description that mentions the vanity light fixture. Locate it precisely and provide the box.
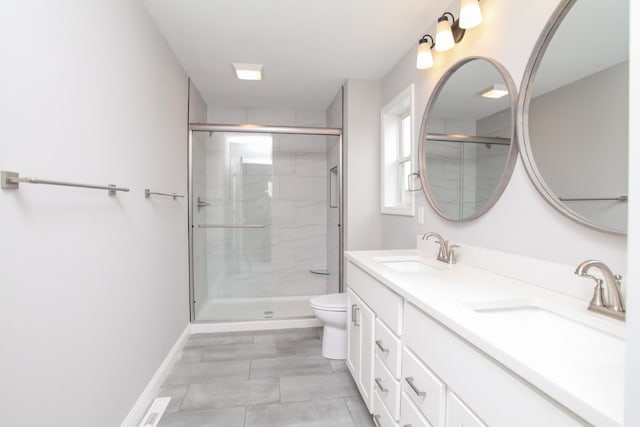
[416,35,435,70]
[415,5,480,69]
[435,12,465,52]
[480,84,509,99]
[232,63,263,81]
[459,0,482,29]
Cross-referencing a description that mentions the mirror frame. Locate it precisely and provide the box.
[516,0,626,236]
[418,56,519,222]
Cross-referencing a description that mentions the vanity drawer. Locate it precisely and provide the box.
[375,355,401,420]
[347,261,403,335]
[401,347,446,427]
[375,318,401,377]
[446,392,486,427]
[373,389,399,427]
[403,303,587,427]
[400,392,433,427]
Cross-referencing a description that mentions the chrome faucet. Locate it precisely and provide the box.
[422,232,459,264]
[574,259,625,320]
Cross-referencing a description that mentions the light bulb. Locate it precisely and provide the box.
[416,38,434,69]
[435,17,455,51]
[459,0,482,29]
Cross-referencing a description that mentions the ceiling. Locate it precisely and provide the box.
[141,0,451,111]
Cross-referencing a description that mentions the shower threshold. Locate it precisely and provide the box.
[195,295,317,322]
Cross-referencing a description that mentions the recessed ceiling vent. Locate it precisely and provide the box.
[232,63,263,81]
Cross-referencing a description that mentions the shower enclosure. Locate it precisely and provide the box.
[188,124,342,323]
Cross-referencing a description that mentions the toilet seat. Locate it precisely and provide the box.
[310,293,347,312]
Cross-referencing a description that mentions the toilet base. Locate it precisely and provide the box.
[321,324,347,359]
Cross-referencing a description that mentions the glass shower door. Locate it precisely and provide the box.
[190,130,340,322]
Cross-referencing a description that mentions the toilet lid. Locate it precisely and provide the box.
[310,293,347,311]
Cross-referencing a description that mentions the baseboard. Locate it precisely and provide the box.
[120,324,191,427]
[190,317,322,334]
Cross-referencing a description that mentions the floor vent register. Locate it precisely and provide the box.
[139,397,171,427]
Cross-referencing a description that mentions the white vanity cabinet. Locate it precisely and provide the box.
[446,391,486,427]
[347,262,404,424]
[404,303,587,427]
[347,288,375,410]
[346,258,594,427]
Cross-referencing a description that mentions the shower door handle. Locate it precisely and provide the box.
[196,196,211,208]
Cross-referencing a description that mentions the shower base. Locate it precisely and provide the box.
[195,295,316,321]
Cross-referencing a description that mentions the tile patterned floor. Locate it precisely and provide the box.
[151,327,375,427]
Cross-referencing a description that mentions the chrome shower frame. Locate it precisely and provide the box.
[187,123,344,323]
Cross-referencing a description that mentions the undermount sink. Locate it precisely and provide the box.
[464,298,624,365]
[374,256,442,273]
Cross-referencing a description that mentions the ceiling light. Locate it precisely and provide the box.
[480,84,509,99]
[416,35,435,70]
[232,63,263,81]
[435,12,465,52]
[459,0,482,29]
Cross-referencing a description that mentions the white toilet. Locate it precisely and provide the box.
[310,293,348,359]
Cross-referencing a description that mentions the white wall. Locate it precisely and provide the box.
[624,1,639,424]
[0,1,189,426]
[344,79,383,250]
[380,0,626,276]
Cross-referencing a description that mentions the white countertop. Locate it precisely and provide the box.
[345,249,625,427]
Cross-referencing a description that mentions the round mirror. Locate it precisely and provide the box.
[418,57,518,221]
[518,0,629,235]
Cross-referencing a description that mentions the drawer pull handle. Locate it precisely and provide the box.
[351,304,360,326]
[354,306,360,326]
[374,377,388,392]
[375,340,390,353]
[373,415,382,427]
[404,425,413,427]
[405,376,426,397]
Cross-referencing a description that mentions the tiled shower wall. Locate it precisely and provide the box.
[425,115,510,219]
[200,132,333,300]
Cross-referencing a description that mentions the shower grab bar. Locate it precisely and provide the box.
[145,189,184,200]
[559,195,627,202]
[1,170,129,195]
[198,224,266,229]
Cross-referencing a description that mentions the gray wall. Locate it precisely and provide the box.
[344,79,383,251]
[529,61,628,231]
[0,1,190,426]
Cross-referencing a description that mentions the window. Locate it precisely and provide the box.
[381,85,415,215]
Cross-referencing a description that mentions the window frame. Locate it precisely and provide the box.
[380,84,416,216]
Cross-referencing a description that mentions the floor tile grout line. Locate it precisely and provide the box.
[176,383,190,412]
[343,396,360,427]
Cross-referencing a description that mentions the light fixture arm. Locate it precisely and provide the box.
[439,12,466,43]
[441,12,455,24]
[419,34,434,48]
